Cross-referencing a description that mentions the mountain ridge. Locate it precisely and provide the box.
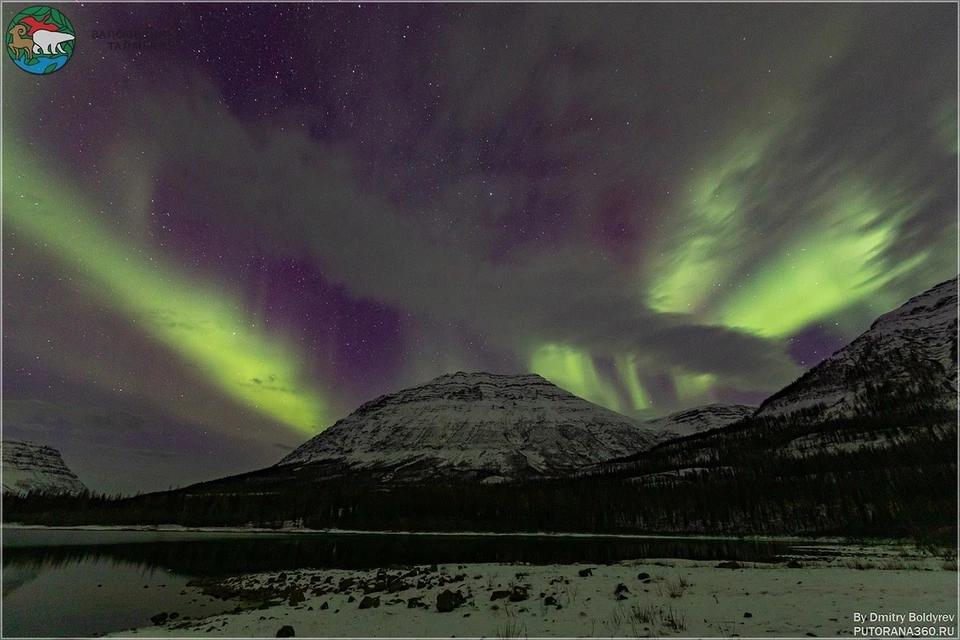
[2,439,88,496]
[642,403,756,440]
[276,370,660,482]
[757,276,958,421]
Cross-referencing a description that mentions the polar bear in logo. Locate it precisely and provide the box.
[32,29,73,55]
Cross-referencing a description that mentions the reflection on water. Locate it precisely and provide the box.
[1,528,814,637]
[2,563,40,596]
[3,529,798,576]
[2,555,230,638]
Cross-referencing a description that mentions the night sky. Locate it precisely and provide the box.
[4,3,957,494]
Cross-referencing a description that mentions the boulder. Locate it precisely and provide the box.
[490,590,510,601]
[364,580,386,594]
[150,613,168,625]
[786,560,803,569]
[508,586,529,602]
[717,561,742,569]
[578,568,593,577]
[638,572,650,580]
[359,596,380,610]
[276,625,295,638]
[436,589,462,613]
[320,602,329,610]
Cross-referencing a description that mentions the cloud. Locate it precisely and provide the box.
[6,3,953,426]
[103,73,801,394]
[1,398,294,495]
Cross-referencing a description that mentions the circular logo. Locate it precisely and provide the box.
[6,6,75,75]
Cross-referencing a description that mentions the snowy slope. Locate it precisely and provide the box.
[757,276,958,421]
[643,404,756,440]
[2,439,87,495]
[277,372,661,481]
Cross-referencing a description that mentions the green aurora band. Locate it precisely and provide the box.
[6,145,330,435]
[529,344,653,414]
[646,128,942,339]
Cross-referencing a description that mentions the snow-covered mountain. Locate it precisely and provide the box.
[757,276,958,421]
[277,372,661,482]
[2,439,87,495]
[643,404,756,440]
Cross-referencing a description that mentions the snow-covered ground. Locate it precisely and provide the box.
[107,554,958,638]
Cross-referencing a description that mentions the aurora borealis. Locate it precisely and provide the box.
[3,3,956,493]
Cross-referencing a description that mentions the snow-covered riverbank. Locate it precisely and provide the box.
[107,554,957,638]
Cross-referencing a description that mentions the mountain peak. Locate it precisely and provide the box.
[643,403,756,440]
[425,371,547,385]
[277,371,658,482]
[2,438,87,496]
[758,275,958,420]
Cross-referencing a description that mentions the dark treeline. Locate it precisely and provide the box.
[5,405,956,545]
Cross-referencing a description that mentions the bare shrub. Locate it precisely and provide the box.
[497,617,527,639]
[663,605,687,631]
[665,574,690,598]
[630,601,660,625]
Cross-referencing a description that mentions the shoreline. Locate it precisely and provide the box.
[104,556,959,638]
[0,523,895,545]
